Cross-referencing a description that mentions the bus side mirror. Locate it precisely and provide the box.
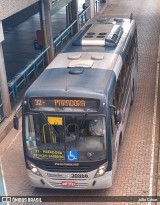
[110,104,122,125]
[13,104,22,130]
[13,115,19,130]
[115,111,122,124]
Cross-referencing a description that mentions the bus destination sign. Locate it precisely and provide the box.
[29,98,100,112]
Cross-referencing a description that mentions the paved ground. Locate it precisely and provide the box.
[0,0,160,204]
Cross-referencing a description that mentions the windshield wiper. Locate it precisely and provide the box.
[79,110,89,131]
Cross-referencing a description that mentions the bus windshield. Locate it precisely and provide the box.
[25,114,107,162]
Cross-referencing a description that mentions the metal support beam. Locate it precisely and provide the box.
[41,0,54,63]
[0,22,11,117]
[68,0,79,34]
[66,4,70,26]
[85,0,95,19]
[51,0,72,15]
[39,1,43,34]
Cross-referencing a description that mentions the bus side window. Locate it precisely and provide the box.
[115,54,132,109]
[115,77,122,109]
[110,99,117,137]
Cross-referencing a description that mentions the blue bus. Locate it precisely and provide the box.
[14,16,138,189]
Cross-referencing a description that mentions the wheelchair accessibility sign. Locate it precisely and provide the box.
[66,150,78,162]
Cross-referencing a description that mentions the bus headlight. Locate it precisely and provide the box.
[94,162,108,178]
[27,160,42,176]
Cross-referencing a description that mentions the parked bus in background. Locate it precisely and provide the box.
[14,15,138,189]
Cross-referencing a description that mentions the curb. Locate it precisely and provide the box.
[0,113,14,143]
[156,35,160,197]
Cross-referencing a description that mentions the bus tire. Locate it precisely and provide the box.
[130,81,134,106]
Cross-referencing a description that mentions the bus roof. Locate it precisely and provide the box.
[25,17,136,99]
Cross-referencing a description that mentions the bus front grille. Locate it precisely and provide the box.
[39,165,91,172]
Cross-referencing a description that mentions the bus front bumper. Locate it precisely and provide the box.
[27,170,112,189]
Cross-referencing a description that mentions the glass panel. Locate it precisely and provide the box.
[65,115,106,162]
[25,114,107,162]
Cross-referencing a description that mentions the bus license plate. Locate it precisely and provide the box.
[61,181,76,187]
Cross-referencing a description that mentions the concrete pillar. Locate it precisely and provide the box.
[38,1,43,34]
[40,0,54,63]
[69,0,79,34]
[85,0,95,19]
[66,4,70,26]
[0,21,11,117]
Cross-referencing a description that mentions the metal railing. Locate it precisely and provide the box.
[78,6,90,26]
[53,6,90,54]
[8,46,50,100]
[53,20,76,54]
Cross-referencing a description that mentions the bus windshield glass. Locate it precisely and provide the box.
[25,114,107,162]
